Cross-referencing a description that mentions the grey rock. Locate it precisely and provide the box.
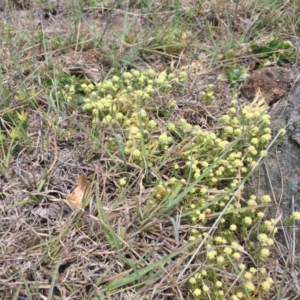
[248,73,300,256]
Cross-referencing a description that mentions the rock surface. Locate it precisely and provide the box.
[247,70,300,256]
[240,67,294,105]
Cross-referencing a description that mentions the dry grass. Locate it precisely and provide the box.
[1,0,300,299]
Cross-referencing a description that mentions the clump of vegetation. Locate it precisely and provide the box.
[61,68,285,299]
[226,67,248,88]
[201,84,214,103]
[2,1,300,298]
[0,108,29,147]
[250,37,295,65]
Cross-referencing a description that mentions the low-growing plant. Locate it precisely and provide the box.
[250,37,295,65]
[226,67,248,87]
[201,84,214,104]
[61,68,285,299]
[1,0,300,298]
[0,107,30,173]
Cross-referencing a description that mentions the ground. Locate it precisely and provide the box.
[0,0,300,299]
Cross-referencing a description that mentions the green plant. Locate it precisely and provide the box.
[226,67,248,85]
[62,68,284,299]
[1,0,298,298]
[250,38,295,65]
[201,84,214,104]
